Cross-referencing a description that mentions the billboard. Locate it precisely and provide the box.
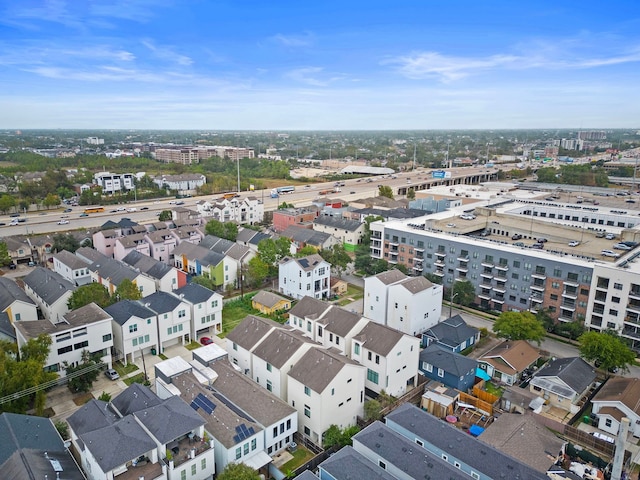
[432,170,451,179]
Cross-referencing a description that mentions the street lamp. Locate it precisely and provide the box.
[449,290,459,319]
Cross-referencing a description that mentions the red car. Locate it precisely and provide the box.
[200,337,214,346]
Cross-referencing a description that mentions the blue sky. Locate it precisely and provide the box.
[1,0,639,130]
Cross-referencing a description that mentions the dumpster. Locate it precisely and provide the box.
[151,347,157,355]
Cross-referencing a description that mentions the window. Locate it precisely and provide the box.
[416,439,424,447]
[233,342,238,351]
[178,309,186,318]
[251,439,257,450]
[368,351,372,361]
[379,460,387,470]
[147,318,151,324]
[437,368,444,378]
[354,343,360,355]
[423,362,433,372]
[181,470,186,480]
[471,473,480,480]
[266,380,272,392]
[57,345,72,355]
[244,443,249,455]
[304,426,310,436]
[201,458,206,470]
[129,324,138,333]
[235,447,241,459]
[614,283,623,290]
[304,405,311,418]
[367,369,379,384]
[191,464,196,475]
[375,354,380,364]
[15,313,20,321]
[267,363,272,372]
[605,418,612,427]
[102,333,112,342]
[287,419,291,429]
[304,386,310,396]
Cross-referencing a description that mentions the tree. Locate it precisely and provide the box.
[246,257,270,287]
[295,245,317,257]
[68,283,111,310]
[64,350,100,393]
[425,272,442,284]
[52,233,80,254]
[257,237,292,274]
[378,185,394,199]
[114,278,142,302]
[319,244,352,277]
[578,331,636,374]
[493,311,546,345]
[323,424,361,449]
[158,210,172,221]
[43,193,61,209]
[407,188,416,200]
[205,219,238,241]
[364,399,383,421]
[452,280,475,307]
[0,194,16,214]
[0,241,11,266]
[216,462,260,480]
[278,202,294,209]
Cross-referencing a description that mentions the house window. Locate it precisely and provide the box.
[129,324,138,333]
[178,310,186,318]
[191,464,196,475]
[181,470,186,480]
[244,443,249,455]
[423,362,433,373]
[379,460,387,470]
[235,447,241,459]
[375,354,380,364]
[304,386,310,396]
[367,369,379,384]
[15,313,20,321]
[287,419,292,429]
[102,333,112,342]
[266,380,272,392]
[442,454,448,461]
[304,405,311,418]
[354,343,360,355]
[267,363,272,372]
[606,418,612,427]
[416,439,424,447]
[233,342,238,351]
[201,459,206,470]
[304,426,310,436]
[437,368,444,378]
[251,439,257,450]
[471,473,480,480]
[368,351,372,361]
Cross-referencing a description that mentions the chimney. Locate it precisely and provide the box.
[611,417,630,480]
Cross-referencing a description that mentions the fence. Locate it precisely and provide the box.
[533,414,615,458]
[458,392,495,416]
[472,381,500,405]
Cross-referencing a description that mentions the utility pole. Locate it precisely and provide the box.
[140,347,148,383]
[237,156,241,193]
[449,289,458,319]
[413,144,416,171]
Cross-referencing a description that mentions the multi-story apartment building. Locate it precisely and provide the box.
[153,173,207,194]
[154,146,254,164]
[93,171,135,194]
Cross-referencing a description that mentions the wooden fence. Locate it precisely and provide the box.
[472,381,500,405]
[533,414,615,458]
[458,392,495,416]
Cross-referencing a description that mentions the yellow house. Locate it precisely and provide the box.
[252,290,291,315]
[330,277,348,296]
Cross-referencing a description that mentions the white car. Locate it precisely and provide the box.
[568,241,580,247]
[116,207,126,211]
[127,207,137,212]
[460,214,476,220]
[57,220,69,225]
[613,243,632,250]
[601,250,620,258]
[605,233,616,240]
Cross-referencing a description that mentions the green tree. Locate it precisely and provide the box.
[64,350,100,393]
[52,233,81,254]
[216,462,260,480]
[278,202,294,209]
[378,185,394,199]
[205,219,238,241]
[191,275,217,290]
[68,283,112,310]
[257,237,292,271]
[246,257,270,287]
[452,280,475,307]
[43,193,61,209]
[0,194,16,213]
[114,279,142,302]
[425,272,442,284]
[536,308,555,332]
[578,331,636,374]
[407,188,416,200]
[319,244,352,277]
[323,424,361,449]
[54,420,69,440]
[0,241,11,266]
[364,399,382,421]
[158,210,172,221]
[493,311,546,345]
[295,245,317,257]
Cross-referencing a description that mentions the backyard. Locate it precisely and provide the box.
[336,284,364,307]
[221,293,290,337]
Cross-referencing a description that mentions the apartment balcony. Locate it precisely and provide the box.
[494,272,507,280]
[457,255,470,262]
[530,283,545,292]
[495,263,509,272]
[562,291,578,300]
[481,261,494,268]
[480,272,493,280]
[564,280,580,288]
[455,276,468,282]
[434,259,445,267]
[531,273,547,280]
[413,264,424,272]
[435,251,447,258]
[529,306,540,314]
[478,292,492,300]
[456,266,469,273]
[433,270,444,277]
[480,281,493,290]
[624,315,640,326]
[626,304,640,315]
[558,313,575,323]
[629,289,640,300]
[492,298,505,304]
[561,302,576,311]
[529,296,543,304]
[370,248,382,258]
[493,286,506,294]
[371,239,382,248]
[371,232,382,240]
[414,246,424,252]
[413,257,424,264]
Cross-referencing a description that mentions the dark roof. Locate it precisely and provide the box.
[174,283,218,304]
[370,269,407,285]
[248,231,271,245]
[140,290,182,314]
[67,398,119,436]
[288,347,359,394]
[252,327,315,368]
[209,361,296,427]
[0,312,16,341]
[111,383,162,415]
[0,412,85,480]
[105,299,156,326]
[53,249,89,270]
[23,267,76,304]
[313,216,363,232]
[531,357,597,396]
[419,344,478,377]
[122,250,173,280]
[225,315,280,351]
[385,403,548,480]
[425,315,480,349]
[237,227,260,243]
[353,422,470,480]
[80,248,141,286]
[279,253,327,271]
[353,322,405,356]
[0,277,35,311]
[319,445,396,480]
[318,306,364,338]
[289,295,330,320]
[134,395,204,444]
[281,226,333,247]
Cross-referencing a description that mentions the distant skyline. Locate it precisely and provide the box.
[1,1,639,130]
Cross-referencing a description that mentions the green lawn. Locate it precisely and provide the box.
[184,341,201,351]
[221,294,259,337]
[124,373,149,386]
[337,284,364,306]
[113,362,139,377]
[484,382,504,397]
[280,447,315,473]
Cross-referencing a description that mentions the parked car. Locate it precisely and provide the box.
[8,263,16,270]
[140,207,149,210]
[536,237,548,243]
[568,241,580,247]
[605,233,616,240]
[63,208,72,213]
[200,337,214,346]
[530,243,544,249]
[513,241,525,247]
[596,231,606,238]
[512,234,522,240]
[57,220,69,225]
[613,243,632,250]
[601,249,620,258]
[104,368,120,380]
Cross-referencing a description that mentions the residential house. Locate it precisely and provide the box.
[278,254,331,300]
[3,236,34,265]
[351,321,420,397]
[145,228,178,263]
[385,403,549,480]
[423,314,480,353]
[143,291,192,352]
[201,235,254,286]
[272,207,319,233]
[316,445,397,480]
[312,216,365,252]
[226,315,282,376]
[205,196,264,225]
[251,290,291,315]
[281,225,338,252]
[52,249,92,286]
[329,277,348,296]
[478,340,540,386]
[364,269,443,336]
[0,412,85,479]
[418,344,478,392]
[122,250,187,292]
[287,347,366,445]
[173,283,223,340]
[14,302,113,374]
[113,233,151,260]
[22,267,76,322]
[105,299,158,365]
[153,361,267,475]
[67,383,214,480]
[591,377,640,437]
[172,242,235,288]
[152,173,207,194]
[91,228,120,258]
[529,357,597,413]
[170,223,204,246]
[0,276,37,322]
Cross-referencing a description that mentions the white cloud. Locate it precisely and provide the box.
[285,67,347,87]
[141,39,193,66]
[271,32,314,47]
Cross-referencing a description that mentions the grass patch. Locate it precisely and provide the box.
[124,373,150,386]
[221,294,259,338]
[114,362,139,377]
[72,392,94,406]
[484,382,504,397]
[184,341,202,351]
[158,353,168,360]
[280,447,315,473]
[344,284,364,297]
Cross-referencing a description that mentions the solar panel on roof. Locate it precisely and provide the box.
[190,400,199,411]
[233,435,241,443]
[248,426,255,435]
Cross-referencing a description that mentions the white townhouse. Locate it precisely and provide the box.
[22,267,76,323]
[278,254,331,300]
[251,326,318,400]
[174,283,223,340]
[206,196,265,225]
[225,315,281,376]
[122,250,187,293]
[14,302,114,374]
[312,216,365,252]
[0,277,37,323]
[143,291,191,352]
[52,250,92,286]
[351,321,420,397]
[153,173,207,193]
[105,300,158,366]
[364,269,443,336]
[288,347,366,445]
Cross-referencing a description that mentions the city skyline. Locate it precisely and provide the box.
[1,0,639,130]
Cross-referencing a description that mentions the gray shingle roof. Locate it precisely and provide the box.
[318,306,363,337]
[288,347,358,394]
[140,290,182,314]
[251,290,289,309]
[353,322,404,356]
[53,249,89,270]
[134,395,204,444]
[353,422,470,480]
[281,226,333,247]
[174,283,217,304]
[79,248,141,286]
[319,445,396,480]
[313,216,363,232]
[248,231,271,245]
[23,267,76,304]
[386,403,548,480]
[371,269,406,285]
[225,315,280,351]
[531,357,596,396]
[289,295,330,320]
[0,312,15,341]
[105,299,156,326]
[111,383,162,415]
[67,399,119,436]
[0,277,35,311]
[419,344,478,377]
[122,250,173,280]
[63,302,111,324]
[425,315,479,349]
[209,361,296,427]
[279,253,327,271]
[396,275,433,293]
[252,327,316,369]
[14,303,110,339]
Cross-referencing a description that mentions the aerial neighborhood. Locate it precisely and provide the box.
[1,130,640,480]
